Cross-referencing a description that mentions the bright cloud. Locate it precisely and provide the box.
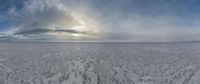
[0,0,100,41]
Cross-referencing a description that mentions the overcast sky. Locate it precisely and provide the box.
[0,0,200,42]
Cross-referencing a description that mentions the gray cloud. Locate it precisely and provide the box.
[1,0,200,42]
[13,28,90,35]
[8,0,78,28]
[1,0,88,40]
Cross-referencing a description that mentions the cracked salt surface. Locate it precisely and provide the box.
[0,42,200,84]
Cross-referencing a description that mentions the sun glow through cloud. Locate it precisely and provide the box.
[69,12,101,39]
[0,0,102,41]
[45,11,101,40]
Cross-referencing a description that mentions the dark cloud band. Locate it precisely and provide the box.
[13,29,89,35]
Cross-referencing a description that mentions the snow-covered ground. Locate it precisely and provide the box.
[0,42,200,84]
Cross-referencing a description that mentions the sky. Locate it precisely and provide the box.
[0,0,200,42]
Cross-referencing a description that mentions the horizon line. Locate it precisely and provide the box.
[0,40,200,43]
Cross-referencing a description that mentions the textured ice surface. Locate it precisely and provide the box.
[0,42,200,84]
